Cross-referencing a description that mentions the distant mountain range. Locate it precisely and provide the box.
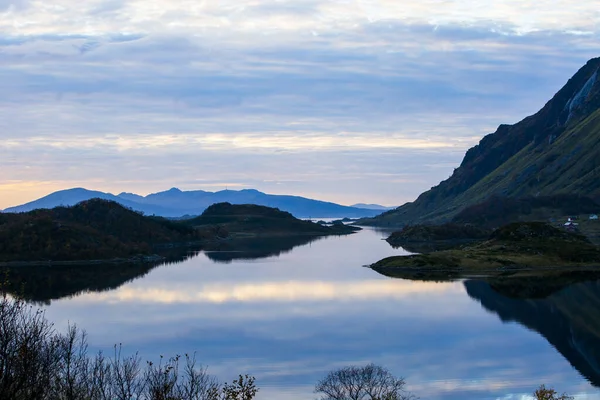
[350,203,394,211]
[363,57,600,226]
[1,188,386,218]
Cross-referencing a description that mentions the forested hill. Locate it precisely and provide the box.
[362,57,600,226]
[186,202,360,236]
[0,200,359,263]
[0,199,200,262]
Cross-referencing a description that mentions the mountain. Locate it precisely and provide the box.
[2,188,383,218]
[2,188,180,216]
[362,57,600,226]
[350,203,394,211]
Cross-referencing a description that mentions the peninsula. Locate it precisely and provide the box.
[371,222,600,278]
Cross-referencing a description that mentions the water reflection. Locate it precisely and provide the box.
[372,265,600,393]
[202,236,324,263]
[465,275,600,388]
[2,263,157,305]
[81,279,460,304]
[1,249,201,304]
[8,229,600,399]
[2,236,326,303]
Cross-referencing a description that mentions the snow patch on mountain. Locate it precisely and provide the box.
[564,69,598,124]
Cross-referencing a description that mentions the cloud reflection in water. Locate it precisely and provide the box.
[40,229,600,400]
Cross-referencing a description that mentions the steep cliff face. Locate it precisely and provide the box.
[365,57,600,226]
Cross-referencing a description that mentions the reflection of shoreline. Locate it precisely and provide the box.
[371,267,600,388]
[2,235,327,303]
[202,235,324,263]
[465,278,600,387]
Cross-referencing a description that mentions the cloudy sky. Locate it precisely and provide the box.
[1,0,599,209]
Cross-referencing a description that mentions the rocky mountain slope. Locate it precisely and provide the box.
[363,57,600,226]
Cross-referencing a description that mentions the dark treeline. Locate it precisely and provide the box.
[0,199,204,263]
[0,199,359,264]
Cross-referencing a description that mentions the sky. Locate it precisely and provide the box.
[1,0,599,209]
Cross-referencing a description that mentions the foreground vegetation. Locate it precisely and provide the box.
[0,200,359,264]
[372,222,600,275]
[0,288,259,400]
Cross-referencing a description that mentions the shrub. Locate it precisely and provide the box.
[0,283,256,400]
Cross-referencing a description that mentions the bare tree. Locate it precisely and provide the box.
[110,344,144,400]
[0,289,61,400]
[221,374,259,400]
[176,354,220,400]
[533,385,574,400]
[0,278,256,400]
[315,364,416,400]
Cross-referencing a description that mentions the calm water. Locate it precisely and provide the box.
[21,228,600,399]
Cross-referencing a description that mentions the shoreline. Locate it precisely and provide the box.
[370,263,600,280]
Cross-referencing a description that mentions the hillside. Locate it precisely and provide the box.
[386,224,490,245]
[362,57,600,226]
[0,199,201,263]
[451,194,600,229]
[3,187,383,218]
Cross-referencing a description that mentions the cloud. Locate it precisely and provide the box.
[0,1,599,208]
[2,0,599,37]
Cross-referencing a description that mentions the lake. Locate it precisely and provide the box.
[22,228,600,399]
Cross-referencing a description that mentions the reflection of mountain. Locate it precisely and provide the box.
[3,236,320,302]
[3,251,196,304]
[3,263,157,305]
[203,236,323,263]
[465,278,600,387]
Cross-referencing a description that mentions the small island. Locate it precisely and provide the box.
[0,199,360,265]
[371,222,600,278]
[186,202,360,238]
